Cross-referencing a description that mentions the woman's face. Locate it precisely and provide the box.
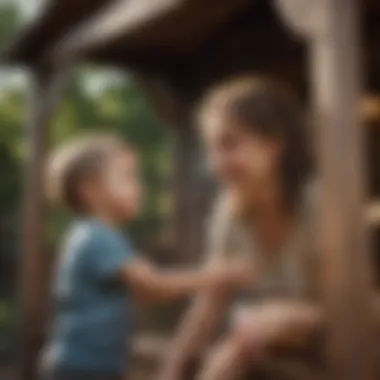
[202,118,283,197]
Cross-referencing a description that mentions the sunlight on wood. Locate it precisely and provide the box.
[366,201,380,227]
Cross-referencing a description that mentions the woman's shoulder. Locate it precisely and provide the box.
[207,192,237,233]
[205,192,253,262]
[204,193,233,258]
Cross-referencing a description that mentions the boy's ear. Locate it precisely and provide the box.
[77,179,96,210]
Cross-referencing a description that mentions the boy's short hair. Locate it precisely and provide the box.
[47,134,128,213]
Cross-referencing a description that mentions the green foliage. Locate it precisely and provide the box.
[0,3,21,50]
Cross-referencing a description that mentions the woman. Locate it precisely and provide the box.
[159,77,322,380]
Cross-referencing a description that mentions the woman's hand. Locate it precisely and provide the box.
[231,301,321,350]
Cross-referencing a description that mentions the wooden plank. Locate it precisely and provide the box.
[20,66,70,380]
[309,1,376,380]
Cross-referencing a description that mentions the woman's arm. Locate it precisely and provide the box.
[158,286,233,380]
[157,194,241,378]
[232,301,322,350]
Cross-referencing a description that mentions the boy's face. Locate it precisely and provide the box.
[92,149,142,222]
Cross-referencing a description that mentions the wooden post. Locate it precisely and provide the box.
[20,66,69,380]
[311,2,375,379]
[172,124,202,263]
[133,73,212,264]
[275,1,376,379]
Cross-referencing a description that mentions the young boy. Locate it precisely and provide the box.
[40,135,253,380]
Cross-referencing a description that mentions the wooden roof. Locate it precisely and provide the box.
[4,0,380,94]
[4,1,305,72]
[5,1,268,70]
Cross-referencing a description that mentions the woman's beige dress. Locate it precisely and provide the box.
[205,182,320,304]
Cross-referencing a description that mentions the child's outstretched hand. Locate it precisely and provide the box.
[229,258,256,286]
[213,258,256,290]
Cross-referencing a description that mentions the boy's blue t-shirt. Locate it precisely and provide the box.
[41,219,135,374]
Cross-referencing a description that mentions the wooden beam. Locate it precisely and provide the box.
[20,65,70,380]
[51,0,181,63]
[4,0,110,65]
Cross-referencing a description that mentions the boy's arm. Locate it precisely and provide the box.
[118,258,252,303]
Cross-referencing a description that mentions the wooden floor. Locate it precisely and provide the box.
[0,333,339,380]
[0,336,168,380]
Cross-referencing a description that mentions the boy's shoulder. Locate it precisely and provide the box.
[62,220,97,254]
[66,219,130,251]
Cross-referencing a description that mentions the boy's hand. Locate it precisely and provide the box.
[229,259,256,285]
[214,259,256,289]
[157,365,182,380]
